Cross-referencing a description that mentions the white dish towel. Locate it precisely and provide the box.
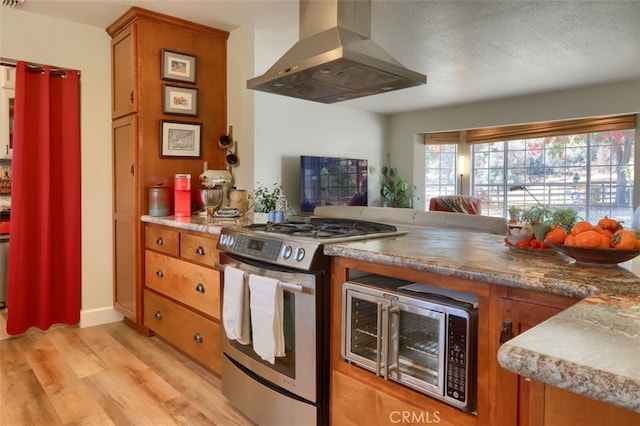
[222,265,250,345]
[248,274,285,364]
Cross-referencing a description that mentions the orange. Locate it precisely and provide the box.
[594,226,613,240]
[597,216,623,233]
[564,235,576,246]
[545,227,568,244]
[571,221,594,236]
[598,233,611,249]
[612,230,638,250]
[574,230,603,248]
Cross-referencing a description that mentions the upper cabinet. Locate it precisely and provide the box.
[0,66,15,159]
[111,24,137,119]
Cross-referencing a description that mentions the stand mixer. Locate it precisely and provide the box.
[199,169,233,208]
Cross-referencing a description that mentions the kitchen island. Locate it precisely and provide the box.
[324,224,640,424]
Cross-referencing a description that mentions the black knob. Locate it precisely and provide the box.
[195,283,205,293]
[196,246,205,256]
[500,320,513,343]
[156,269,164,278]
[193,333,203,343]
[154,311,162,320]
[156,237,164,245]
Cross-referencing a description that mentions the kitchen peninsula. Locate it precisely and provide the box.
[142,214,640,425]
[325,226,640,425]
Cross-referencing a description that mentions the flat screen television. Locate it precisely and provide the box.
[300,155,368,213]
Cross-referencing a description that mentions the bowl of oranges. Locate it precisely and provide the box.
[544,217,640,265]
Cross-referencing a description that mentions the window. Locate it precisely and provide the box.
[424,114,636,223]
[472,128,635,224]
[425,143,458,200]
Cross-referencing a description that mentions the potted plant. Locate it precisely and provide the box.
[380,166,416,208]
[253,182,283,213]
[548,208,581,232]
[507,205,523,223]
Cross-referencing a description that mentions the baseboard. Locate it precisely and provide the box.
[80,306,124,328]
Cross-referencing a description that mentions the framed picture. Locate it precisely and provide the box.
[160,120,202,158]
[161,49,197,84]
[163,84,198,116]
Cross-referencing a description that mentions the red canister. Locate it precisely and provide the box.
[174,174,191,217]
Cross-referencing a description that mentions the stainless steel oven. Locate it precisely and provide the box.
[216,218,404,426]
[342,275,478,412]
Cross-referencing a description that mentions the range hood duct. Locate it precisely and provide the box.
[247,0,427,104]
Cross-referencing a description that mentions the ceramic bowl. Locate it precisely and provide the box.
[545,241,640,265]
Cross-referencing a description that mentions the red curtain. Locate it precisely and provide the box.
[7,62,81,335]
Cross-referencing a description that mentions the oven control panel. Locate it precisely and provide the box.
[217,228,321,270]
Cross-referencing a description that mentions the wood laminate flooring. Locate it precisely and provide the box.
[0,320,254,425]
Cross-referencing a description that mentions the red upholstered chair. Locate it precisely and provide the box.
[429,196,482,215]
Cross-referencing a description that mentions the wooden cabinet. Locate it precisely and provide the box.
[329,256,583,426]
[538,382,640,425]
[110,24,137,119]
[144,223,223,375]
[107,7,229,323]
[494,288,579,426]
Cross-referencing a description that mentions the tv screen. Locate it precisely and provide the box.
[300,156,368,213]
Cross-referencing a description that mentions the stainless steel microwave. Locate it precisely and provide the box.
[341,275,478,412]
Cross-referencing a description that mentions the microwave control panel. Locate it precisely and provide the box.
[446,315,469,403]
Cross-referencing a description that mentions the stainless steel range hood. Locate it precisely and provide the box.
[247,0,427,104]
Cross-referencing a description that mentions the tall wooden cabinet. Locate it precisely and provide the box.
[107,7,229,324]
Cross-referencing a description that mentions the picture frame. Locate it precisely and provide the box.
[161,49,197,84]
[160,120,202,158]
[163,84,198,116]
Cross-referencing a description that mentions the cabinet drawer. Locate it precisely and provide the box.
[145,225,179,257]
[145,250,220,319]
[180,232,219,266]
[144,290,221,375]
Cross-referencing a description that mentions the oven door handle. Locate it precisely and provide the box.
[387,306,400,379]
[376,302,384,377]
[215,262,305,294]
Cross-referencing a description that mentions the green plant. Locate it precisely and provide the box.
[521,205,552,225]
[380,166,416,208]
[547,208,581,232]
[253,182,282,213]
[507,205,523,221]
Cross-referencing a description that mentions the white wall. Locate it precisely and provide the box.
[389,80,640,210]
[0,8,118,326]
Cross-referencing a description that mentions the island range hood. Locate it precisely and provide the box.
[247,0,427,104]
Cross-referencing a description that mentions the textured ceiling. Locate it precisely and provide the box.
[11,0,640,114]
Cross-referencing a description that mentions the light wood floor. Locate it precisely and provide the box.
[0,319,254,425]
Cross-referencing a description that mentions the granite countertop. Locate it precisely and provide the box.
[323,225,640,413]
[141,214,252,234]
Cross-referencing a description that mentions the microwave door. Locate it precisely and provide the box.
[387,301,445,396]
[343,289,390,377]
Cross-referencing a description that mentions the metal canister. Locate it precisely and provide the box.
[149,186,172,216]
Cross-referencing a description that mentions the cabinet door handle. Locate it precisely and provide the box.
[195,283,205,293]
[156,269,164,278]
[129,90,134,103]
[130,164,134,176]
[193,332,203,343]
[154,311,162,320]
[4,146,7,155]
[155,237,164,246]
[500,320,513,343]
[195,246,205,256]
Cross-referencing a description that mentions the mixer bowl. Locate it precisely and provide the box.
[193,188,223,212]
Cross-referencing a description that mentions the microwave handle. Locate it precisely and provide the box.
[385,306,400,380]
[375,302,384,377]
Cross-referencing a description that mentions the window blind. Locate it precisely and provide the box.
[423,131,461,145]
[465,114,636,144]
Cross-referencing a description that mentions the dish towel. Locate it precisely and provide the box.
[222,266,250,345]
[248,274,285,364]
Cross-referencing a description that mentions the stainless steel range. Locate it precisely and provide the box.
[216,218,404,426]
